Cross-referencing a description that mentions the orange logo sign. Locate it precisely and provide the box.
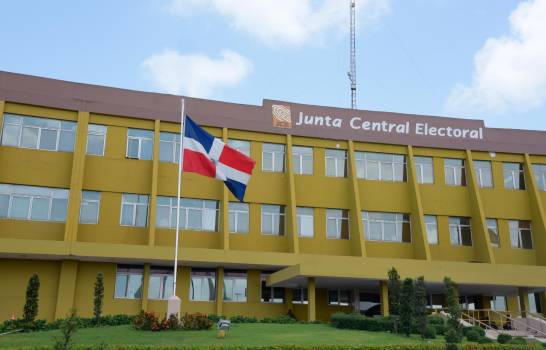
[272,104,292,128]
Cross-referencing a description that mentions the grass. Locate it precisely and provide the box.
[0,323,439,348]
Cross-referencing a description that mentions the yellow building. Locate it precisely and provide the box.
[2,70,546,324]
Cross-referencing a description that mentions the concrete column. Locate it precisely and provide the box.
[284,288,293,314]
[307,277,316,322]
[507,295,521,316]
[63,111,89,254]
[465,150,495,264]
[220,128,230,250]
[480,295,492,310]
[518,288,530,317]
[141,264,151,312]
[347,140,366,257]
[352,288,360,313]
[54,260,78,319]
[406,146,431,260]
[216,267,224,316]
[148,120,160,246]
[286,135,299,253]
[539,293,546,315]
[379,280,390,316]
[523,154,546,266]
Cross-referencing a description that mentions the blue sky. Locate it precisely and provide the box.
[1,0,546,130]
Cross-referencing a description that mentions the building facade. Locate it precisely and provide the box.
[2,71,546,322]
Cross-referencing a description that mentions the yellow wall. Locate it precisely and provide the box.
[3,100,546,321]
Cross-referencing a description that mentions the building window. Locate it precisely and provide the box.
[509,220,533,249]
[532,164,546,191]
[228,139,250,157]
[159,132,181,163]
[491,296,507,311]
[325,149,347,177]
[114,265,143,299]
[1,114,76,152]
[190,268,216,301]
[355,152,406,182]
[297,207,314,237]
[504,163,525,190]
[326,209,349,239]
[80,191,100,224]
[126,129,153,160]
[148,267,174,300]
[486,218,500,247]
[120,194,149,227]
[223,270,247,302]
[444,159,466,186]
[474,160,493,188]
[229,202,249,233]
[156,197,218,231]
[424,215,438,245]
[0,184,68,222]
[414,156,434,184]
[262,143,285,172]
[362,211,411,243]
[86,124,107,156]
[261,273,284,303]
[449,217,472,246]
[292,146,313,175]
[292,288,308,304]
[328,289,352,306]
[261,204,285,235]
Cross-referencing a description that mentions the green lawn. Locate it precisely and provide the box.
[0,323,438,348]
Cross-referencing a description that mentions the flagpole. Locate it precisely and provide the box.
[171,97,185,310]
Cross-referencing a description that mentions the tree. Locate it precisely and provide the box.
[23,274,40,323]
[387,267,401,333]
[413,276,427,338]
[93,272,105,325]
[399,277,415,337]
[444,277,463,344]
[53,308,79,350]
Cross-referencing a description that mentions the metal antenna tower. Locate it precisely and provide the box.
[348,0,357,109]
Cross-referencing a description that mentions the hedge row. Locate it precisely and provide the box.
[4,344,533,350]
[0,315,134,333]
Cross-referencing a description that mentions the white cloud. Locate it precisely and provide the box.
[141,49,252,97]
[166,0,390,46]
[445,0,546,115]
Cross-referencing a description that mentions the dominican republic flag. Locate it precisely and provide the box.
[183,116,255,202]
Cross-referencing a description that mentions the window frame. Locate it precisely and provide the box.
[327,289,352,306]
[424,215,438,245]
[509,220,533,249]
[486,218,500,247]
[86,124,107,156]
[120,194,149,227]
[296,207,314,238]
[260,273,285,304]
[190,269,216,302]
[79,190,101,224]
[532,164,546,192]
[503,163,525,190]
[1,114,76,153]
[228,139,251,157]
[228,202,249,234]
[262,143,285,173]
[292,288,308,304]
[114,266,144,300]
[261,204,285,236]
[325,149,347,178]
[473,160,493,188]
[0,184,69,222]
[292,146,313,175]
[148,268,174,300]
[223,271,248,303]
[159,131,181,163]
[448,217,472,246]
[156,196,219,231]
[414,156,434,184]
[126,128,153,160]
[444,158,466,186]
[356,152,407,182]
[326,209,350,240]
[362,211,411,243]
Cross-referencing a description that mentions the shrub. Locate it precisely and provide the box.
[463,326,485,337]
[423,324,436,339]
[53,309,78,350]
[445,328,463,344]
[181,313,213,330]
[207,314,222,323]
[133,311,160,331]
[508,337,527,345]
[497,333,512,344]
[427,315,446,335]
[478,336,493,343]
[261,315,297,324]
[446,344,459,350]
[93,273,105,326]
[331,313,394,332]
[465,329,481,342]
[23,274,40,324]
[229,315,258,323]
